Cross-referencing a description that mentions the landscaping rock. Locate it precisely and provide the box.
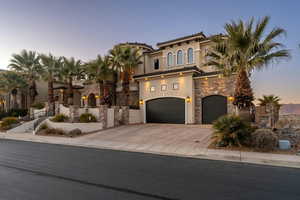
[275,128,300,149]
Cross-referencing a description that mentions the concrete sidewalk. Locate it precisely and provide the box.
[0,131,300,169]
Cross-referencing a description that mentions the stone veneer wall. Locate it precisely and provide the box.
[116,91,139,107]
[194,75,236,124]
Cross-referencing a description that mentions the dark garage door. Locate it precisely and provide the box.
[146,97,185,124]
[202,95,227,124]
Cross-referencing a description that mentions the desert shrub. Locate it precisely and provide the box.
[0,109,28,120]
[251,128,278,152]
[212,115,254,147]
[0,117,19,130]
[79,113,97,123]
[44,128,65,135]
[67,128,82,137]
[51,114,69,122]
[39,123,48,131]
[31,102,45,110]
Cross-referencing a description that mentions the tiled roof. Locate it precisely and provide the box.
[117,42,154,51]
[133,66,203,79]
[157,32,206,47]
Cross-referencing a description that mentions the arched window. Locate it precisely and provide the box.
[167,52,173,66]
[177,50,183,65]
[187,48,193,64]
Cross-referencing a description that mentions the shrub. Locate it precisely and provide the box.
[44,128,65,135]
[51,114,69,122]
[251,128,278,152]
[0,109,28,120]
[212,115,254,147]
[31,102,45,110]
[79,113,97,123]
[0,117,19,130]
[39,123,48,131]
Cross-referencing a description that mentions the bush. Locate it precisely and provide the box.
[0,109,28,120]
[79,113,97,123]
[251,129,278,152]
[31,102,45,110]
[0,117,19,130]
[51,114,69,122]
[43,128,65,135]
[212,115,254,147]
[39,123,48,131]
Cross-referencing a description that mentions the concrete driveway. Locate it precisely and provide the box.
[79,124,212,155]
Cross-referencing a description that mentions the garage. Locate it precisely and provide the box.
[146,97,185,124]
[202,95,227,124]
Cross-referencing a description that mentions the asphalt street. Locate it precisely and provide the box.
[0,139,299,200]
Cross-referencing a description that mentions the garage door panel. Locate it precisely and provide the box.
[146,98,185,124]
[202,95,227,124]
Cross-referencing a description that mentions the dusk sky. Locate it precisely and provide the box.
[0,0,299,103]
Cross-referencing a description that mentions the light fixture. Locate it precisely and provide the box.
[186,96,191,103]
[144,77,148,81]
[81,95,87,100]
[179,72,183,76]
[228,96,235,102]
[60,89,64,93]
[139,99,144,105]
[95,95,100,99]
[218,74,222,78]
[161,75,164,78]
[204,77,208,80]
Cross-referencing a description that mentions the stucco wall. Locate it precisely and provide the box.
[44,119,103,133]
[194,75,236,124]
[139,74,194,124]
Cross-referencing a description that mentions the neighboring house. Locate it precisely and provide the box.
[129,32,235,124]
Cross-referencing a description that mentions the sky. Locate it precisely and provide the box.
[0,0,299,103]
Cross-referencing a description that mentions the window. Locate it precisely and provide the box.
[177,50,183,65]
[167,52,173,66]
[173,83,179,90]
[187,48,193,64]
[154,59,159,70]
[150,86,156,92]
[161,85,167,91]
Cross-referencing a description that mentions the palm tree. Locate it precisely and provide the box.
[39,54,62,114]
[86,55,113,105]
[258,95,281,107]
[206,16,290,113]
[0,71,28,109]
[109,46,142,106]
[9,50,42,107]
[59,57,83,105]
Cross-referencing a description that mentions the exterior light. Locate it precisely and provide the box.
[144,77,148,81]
[228,96,235,102]
[161,75,164,78]
[204,77,208,80]
[186,96,191,103]
[95,95,100,99]
[218,74,222,78]
[60,89,64,93]
[82,95,87,100]
[179,72,183,76]
[139,99,144,105]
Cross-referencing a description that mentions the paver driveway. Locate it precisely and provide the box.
[78,124,212,155]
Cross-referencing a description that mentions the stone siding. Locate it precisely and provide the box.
[116,91,139,107]
[194,75,236,124]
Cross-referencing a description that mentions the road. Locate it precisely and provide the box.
[0,139,299,200]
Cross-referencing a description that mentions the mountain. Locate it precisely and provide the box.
[280,104,300,115]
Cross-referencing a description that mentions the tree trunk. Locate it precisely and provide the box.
[48,77,55,115]
[122,71,130,106]
[29,80,38,107]
[67,77,73,105]
[112,72,118,106]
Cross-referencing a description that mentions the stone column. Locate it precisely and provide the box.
[54,101,60,115]
[121,106,129,125]
[99,105,108,129]
[112,106,120,127]
[69,105,79,122]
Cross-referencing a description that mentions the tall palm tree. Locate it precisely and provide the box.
[109,46,142,106]
[59,57,83,105]
[206,16,290,112]
[258,95,281,107]
[39,54,62,114]
[9,50,42,107]
[0,71,28,109]
[86,55,113,105]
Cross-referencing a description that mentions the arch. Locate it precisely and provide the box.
[88,93,97,107]
[187,48,193,64]
[167,52,173,66]
[177,50,183,65]
[202,95,227,124]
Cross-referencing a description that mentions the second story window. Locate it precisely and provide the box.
[154,59,159,70]
[167,52,173,66]
[187,48,193,64]
[177,50,183,65]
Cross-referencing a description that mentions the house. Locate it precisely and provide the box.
[116,32,236,124]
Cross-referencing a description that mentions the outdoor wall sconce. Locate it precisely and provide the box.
[81,95,87,100]
[218,74,222,78]
[228,96,235,102]
[179,72,183,76]
[139,99,144,105]
[161,75,165,78]
[144,77,148,81]
[60,89,64,93]
[204,77,208,81]
[186,96,191,103]
[95,95,100,99]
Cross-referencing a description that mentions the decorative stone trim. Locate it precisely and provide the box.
[99,105,108,129]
